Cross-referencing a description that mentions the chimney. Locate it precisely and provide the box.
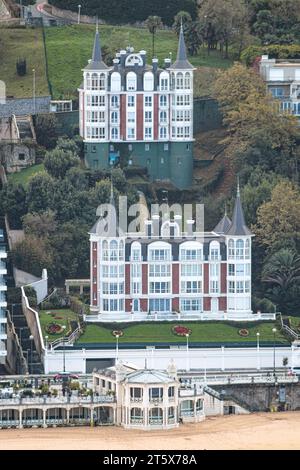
[164,58,171,69]
[140,50,146,67]
[119,50,127,67]
[186,219,194,237]
[152,58,158,73]
[152,214,160,238]
[145,220,152,239]
[113,58,119,71]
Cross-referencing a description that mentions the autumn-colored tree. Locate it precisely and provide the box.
[254,181,300,251]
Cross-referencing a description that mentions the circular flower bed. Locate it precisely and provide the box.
[172,325,192,337]
[238,328,249,337]
[46,323,63,335]
[112,330,124,337]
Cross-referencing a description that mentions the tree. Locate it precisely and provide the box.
[35,114,60,149]
[254,181,300,251]
[261,248,300,314]
[185,21,203,56]
[173,11,192,36]
[26,173,56,214]
[199,0,249,58]
[0,183,27,229]
[44,149,80,179]
[56,137,80,156]
[22,210,57,238]
[145,16,163,58]
[11,236,53,278]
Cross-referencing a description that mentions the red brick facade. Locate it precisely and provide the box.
[203,263,209,294]
[136,94,143,140]
[142,264,148,294]
[203,297,211,311]
[219,297,227,311]
[120,94,126,140]
[92,242,98,306]
[221,263,227,294]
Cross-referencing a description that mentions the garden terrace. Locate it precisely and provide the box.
[75,321,288,346]
[39,309,79,342]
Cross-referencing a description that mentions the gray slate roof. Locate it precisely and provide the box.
[169,25,194,70]
[214,214,232,234]
[84,27,109,71]
[227,187,252,236]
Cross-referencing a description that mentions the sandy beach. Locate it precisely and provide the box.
[0,412,299,450]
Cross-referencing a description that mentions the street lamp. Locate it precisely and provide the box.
[272,328,277,376]
[115,334,119,364]
[256,332,260,370]
[62,325,66,373]
[185,333,190,372]
[32,68,36,115]
[29,335,34,374]
[77,4,81,24]
[45,336,49,350]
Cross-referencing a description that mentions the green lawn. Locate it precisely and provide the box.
[7,163,45,187]
[77,321,288,345]
[39,308,79,341]
[0,27,49,98]
[44,24,233,99]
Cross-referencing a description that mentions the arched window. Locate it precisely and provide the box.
[160,127,167,139]
[131,242,141,261]
[228,239,234,259]
[245,239,250,259]
[149,408,163,423]
[102,240,108,260]
[160,71,169,91]
[99,73,105,90]
[130,408,143,421]
[144,71,154,91]
[111,111,118,124]
[210,241,220,261]
[111,127,118,140]
[160,111,167,123]
[170,72,175,90]
[111,95,119,107]
[184,72,191,89]
[196,399,203,411]
[110,240,118,261]
[91,73,98,90]
[236,239,244,259]
[176,72,184,90]
[160,95,167,107]
[127,72,137,91]
[111,72,121,92]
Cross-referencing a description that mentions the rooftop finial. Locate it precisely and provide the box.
[96,17,99,33]
[237,176,240,197]
[224,202,227,217]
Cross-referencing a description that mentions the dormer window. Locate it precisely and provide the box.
[127,72,137,91]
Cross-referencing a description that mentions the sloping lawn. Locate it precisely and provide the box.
[7,163,45,187]
[45,24,232,99]
[39,309,79,342]
[77,321,288,345]
[0,27,49,98]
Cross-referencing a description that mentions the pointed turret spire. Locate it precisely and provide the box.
[227,181,252,236]
[84,23,108,70]
[169,22,194,70]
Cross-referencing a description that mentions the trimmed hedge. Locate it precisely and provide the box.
[241,44,300,66]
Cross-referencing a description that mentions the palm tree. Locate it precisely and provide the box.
[262,249,300,291]
[145,16,163,58]
[262,248,300,314]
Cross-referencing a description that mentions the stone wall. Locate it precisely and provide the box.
[213,382,300,412]
[0,96,51,118]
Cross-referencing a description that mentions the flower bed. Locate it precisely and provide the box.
[112,330,124,337]
[172,325,192,337]
[46,323,64,335]
[238,329,249,337]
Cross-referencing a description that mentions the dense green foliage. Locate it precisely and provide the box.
[48,0,197,25]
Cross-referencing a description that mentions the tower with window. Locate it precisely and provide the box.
[225,184,253,314]
[79,25,194,189]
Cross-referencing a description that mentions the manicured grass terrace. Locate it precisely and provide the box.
[39,308,79,342]
[76,321,288,345]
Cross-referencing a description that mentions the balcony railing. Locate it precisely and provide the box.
[180,410,194,417]
[130,418,143,425]
[130,397,143,403]
[149,418,163,425]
